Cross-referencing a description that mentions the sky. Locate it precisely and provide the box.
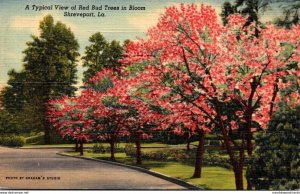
[0,0,284,90]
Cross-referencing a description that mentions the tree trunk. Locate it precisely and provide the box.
[75,141,79,152]
[245,111,253,190]
[79,140,83,156]
[43,100,51,145]
[187,140,191,151]
[44,118,51,144]
[217,108,244,190]
[246,133,253,156]
[234,166,244,190]
[192,130,206,178]
[109,140,115,161]
[135,131,142,165]
[246,132,253,190]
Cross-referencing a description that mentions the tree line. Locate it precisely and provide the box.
[0,15,128,144]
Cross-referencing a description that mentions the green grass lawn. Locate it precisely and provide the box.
[24,143,93,147]
[67,150,246,190]
[23,142,172,148]
[151,163,247,190]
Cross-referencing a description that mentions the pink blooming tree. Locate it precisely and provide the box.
[84,68,157,162]
[121,4,300,190]
[48,96,94,155]
[83,69,130,161]
[126,67,211,178]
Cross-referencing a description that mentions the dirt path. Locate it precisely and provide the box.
[0,146,186,189]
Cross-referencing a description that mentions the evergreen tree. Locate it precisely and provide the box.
[247,106,300,190]
[273,1,300,29]
[0,69,26,113]
[82,32,108,83]
[0,109,25,134]
[82,32,128,83]
[22,15,79,143]
[221,0,269,26]
[221,2,237,26]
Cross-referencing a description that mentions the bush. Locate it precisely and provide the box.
[247,106,300,190]
[203,154,231,169]
[92,143,125,153]
[124,146,232,169]
[92,143,106,153]
[124,144,136,156]
[142,149,170,160]
[0,136,25,147]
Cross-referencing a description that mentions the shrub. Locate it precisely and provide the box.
[142,149,170,160]
[203,154,231,169]
[92,143,106,153]
[0,136,25,147]
[92,143,125,153]
[247,106,300,190]
[124,144,136,156]
[124,147,232,169]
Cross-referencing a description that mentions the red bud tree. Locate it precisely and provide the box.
[48,96,93,155]
[121,4,300,190]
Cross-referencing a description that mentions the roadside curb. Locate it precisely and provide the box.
[57,152,202,190]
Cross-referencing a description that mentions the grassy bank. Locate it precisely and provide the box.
[66,150,247,190]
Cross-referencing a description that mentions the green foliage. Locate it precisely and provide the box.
[124,146,232,169]
[124,143,135,155]
[91,143,125,153]
[82,32,128,83]
[0,136,25,147]
[0,15,79,142]
[0,70,26,113]
[273,1,300,29]
[152,130,190,144]
[125,63,147,76]
[247,106,300,190]
[89,75,114,92]
[221,0,270,27]
[23,15,79,99]
[220,2,237,26]
[0,110,28,134]
[49,129,72,144]
[2,15,80,143]
[92,143,106,153]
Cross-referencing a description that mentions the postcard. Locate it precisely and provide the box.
[0,0,299,192]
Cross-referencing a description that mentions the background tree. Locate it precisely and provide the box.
[221,2,237,25]
[221,0,269,27]
[82,32,128,83]
[0,110,24,134]
[0,69,26,113]
[82,33,108,83]
[0,70,28,134]
[247,105,300,190]
[22,15,79,144]
[273,1,300,28]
